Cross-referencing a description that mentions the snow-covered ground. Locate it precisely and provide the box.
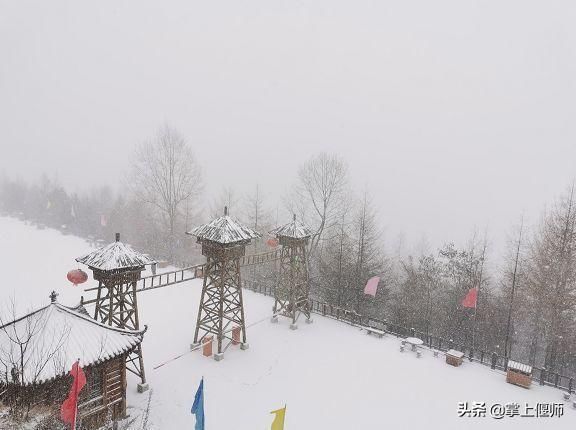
[1,216,574,429]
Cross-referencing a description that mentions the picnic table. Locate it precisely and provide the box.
[401,337,424,357]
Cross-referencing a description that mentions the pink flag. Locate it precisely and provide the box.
[461,287,478,309]
[364,276,380,297]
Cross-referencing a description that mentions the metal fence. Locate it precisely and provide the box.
[243,281,574,394]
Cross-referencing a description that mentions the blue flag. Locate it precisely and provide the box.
[191,378,205,430]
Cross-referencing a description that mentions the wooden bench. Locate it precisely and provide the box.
[365,327,385,338]
[506,360,532,389]
[445,349,464,367]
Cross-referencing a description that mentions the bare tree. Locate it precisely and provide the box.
[0,299,70,420]
[353,192,388,315]
[291,153,348,258]
[525,184,576,371]
[502,217,525,358]
[210,186,239,219]
[130,125,203,260]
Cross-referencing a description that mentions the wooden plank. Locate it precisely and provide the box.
[78,395,104,409]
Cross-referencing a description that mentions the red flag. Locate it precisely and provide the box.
[461,287,478,309]
[61,361,86,428]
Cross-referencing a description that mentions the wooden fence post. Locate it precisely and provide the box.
[540,368,546,386]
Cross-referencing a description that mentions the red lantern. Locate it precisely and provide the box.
[67,269,88,286]
[266,238,279,248]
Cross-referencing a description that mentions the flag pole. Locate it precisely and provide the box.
[504,217,523,359]
[72,358,80,430]
[203,376,205,430]
[472,239,487,352]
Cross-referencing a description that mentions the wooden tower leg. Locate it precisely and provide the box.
[130,282,148,391]
[93,278,148,389]
[217,261,225,357]
[193,258,212,346]
[274,240,312,328]
[193,255,248,361]
[237,259,249,349]
[93,281,103,321]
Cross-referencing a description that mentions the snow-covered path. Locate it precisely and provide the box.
[1,216,574,429]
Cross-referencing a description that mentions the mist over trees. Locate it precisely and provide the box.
[130,125,203,261]
[1,129,575,378]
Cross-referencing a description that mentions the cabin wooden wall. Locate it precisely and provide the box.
[0,354,128,429]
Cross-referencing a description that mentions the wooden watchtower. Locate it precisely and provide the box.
[187,207,260,360]
[76,233,155,391]
[270,214,313,329]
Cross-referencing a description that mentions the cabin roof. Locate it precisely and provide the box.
[0,300,145,385]
[187,214,261,245]
[76,236,155,271]
[269,216,313,239]
[507,360,532,374]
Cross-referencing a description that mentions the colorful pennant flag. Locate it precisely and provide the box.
[191,378,205,430]
[364,276,380,297]
[60,360,86,429]
[270,405,286,430]
[461,287,478,309]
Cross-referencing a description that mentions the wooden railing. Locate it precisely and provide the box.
[135,249,281,292]
[137,265,204,292]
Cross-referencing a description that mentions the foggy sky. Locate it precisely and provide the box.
[1,0,576,261]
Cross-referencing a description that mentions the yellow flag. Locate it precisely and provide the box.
[270,405,286,430]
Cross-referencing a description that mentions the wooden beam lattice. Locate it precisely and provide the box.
[193,253,247,355]
[273,240,311,324]
[89,270,147,386]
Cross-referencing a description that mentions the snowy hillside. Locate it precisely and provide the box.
[0,216,574,429]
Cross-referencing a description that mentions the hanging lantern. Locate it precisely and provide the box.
[67,269,88,286]
[266,238,279,248]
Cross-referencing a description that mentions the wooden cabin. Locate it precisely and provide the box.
[0,293,145,429]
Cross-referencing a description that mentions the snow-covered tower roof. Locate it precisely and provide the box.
[0,293,145,385]
[187,207,261,246]
[270,214,313,241]
[76,233,155,272]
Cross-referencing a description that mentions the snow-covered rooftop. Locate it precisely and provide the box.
[0,298,144,385]
[187,208,261,245]
[76,234,155,271]
[269,215,313,239]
